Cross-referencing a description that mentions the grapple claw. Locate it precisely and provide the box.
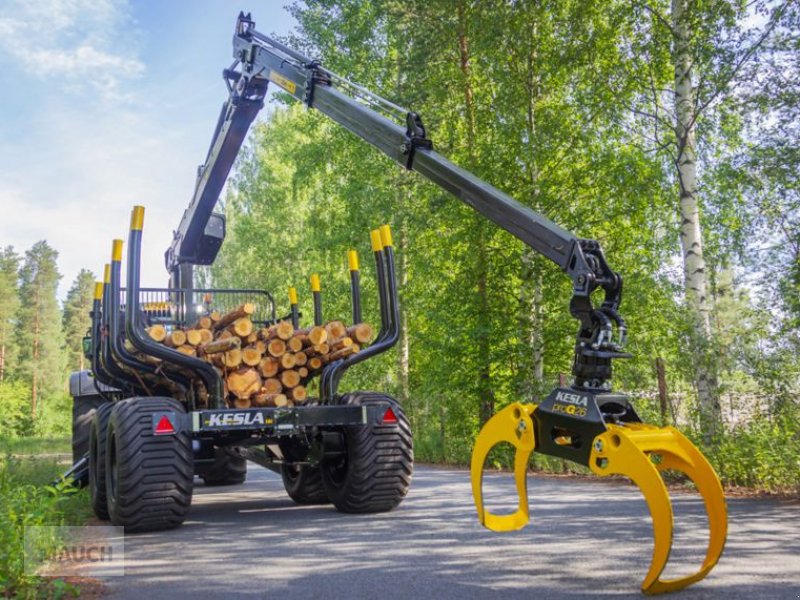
[470,402,536,532]
[589,424,727,595]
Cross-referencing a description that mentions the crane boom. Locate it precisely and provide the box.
[166,12,630,388]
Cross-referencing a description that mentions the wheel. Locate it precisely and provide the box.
[105,397,193,532]
[72,395,106,464]
[281,463,329,504]
[320,392,413,513]
[202,447,247,486]
[89,402,114,520]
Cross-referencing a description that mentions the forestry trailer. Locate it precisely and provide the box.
[66,12,726,595]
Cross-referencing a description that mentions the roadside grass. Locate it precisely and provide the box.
[0,437,71,457]
[0,438,92,598]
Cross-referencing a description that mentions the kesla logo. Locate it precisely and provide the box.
[207,412,266,427]
[555,391,588,407]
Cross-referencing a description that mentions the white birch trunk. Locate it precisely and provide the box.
[672,0,720,433]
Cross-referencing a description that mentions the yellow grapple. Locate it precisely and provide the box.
[471,393,727,595]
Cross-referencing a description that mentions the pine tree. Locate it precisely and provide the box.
[0,246,20,383]
[62,269,96,373]
[16,241,64,420]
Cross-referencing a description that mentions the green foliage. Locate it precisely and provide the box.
[0,381,35,439]
[0,453,90,597]
[0,246,20,384]
[15,241,64,424]
[62,269,95,375]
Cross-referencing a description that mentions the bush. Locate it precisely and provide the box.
[0,382,34,439]
[0,452,90,597]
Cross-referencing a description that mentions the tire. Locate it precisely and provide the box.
[320,392,413,513]
[105,397,193,532]
[281,463,329,504]
[202,447,247,486]
[72,395,106,464]
[89,402,114,520]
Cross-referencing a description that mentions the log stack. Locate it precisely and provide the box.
[143,303,373,409]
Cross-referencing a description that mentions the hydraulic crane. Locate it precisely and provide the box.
[134,12,726,593]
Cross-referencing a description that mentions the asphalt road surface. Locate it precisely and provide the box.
[104,465,800,599]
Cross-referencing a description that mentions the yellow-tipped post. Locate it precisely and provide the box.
[310,273,322,326]
[348,250,362,323]
[288,286,299,328]
[111,239,123,263]
[348,250,359,272]
[131,205,145,231]
[94,282,104,300]
[103,263,111,284]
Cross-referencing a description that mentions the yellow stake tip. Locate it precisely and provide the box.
[103,264,111,283]
[310,273,321,292]
[370,229,383,251]
[348,249,359,271]
[130,206,145,231]
[379,224,393,247]
[111,239,123,262]
[93,282,104,300]
[288,287,298,304]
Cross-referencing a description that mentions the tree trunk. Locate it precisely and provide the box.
[672,0,720,435]
[458,2,495,425]
[397,219,412,425]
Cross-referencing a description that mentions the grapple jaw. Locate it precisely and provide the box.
[470,390,727,595]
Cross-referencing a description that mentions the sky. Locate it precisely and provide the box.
[0,0,298,299]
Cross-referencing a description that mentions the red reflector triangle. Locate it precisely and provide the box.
[382,407,398,424]
[155,415,175,434]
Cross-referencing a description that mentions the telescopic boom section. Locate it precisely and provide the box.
[171,12,630,388]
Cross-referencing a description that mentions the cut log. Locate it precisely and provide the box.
[147,324,167,343]
[305,343,329,357]
[294,351,307,366]
[259,356,279,378]
[287,336,303,353]
[289,385,307,404]
[227,367,261,400]
[295,326,327,346]
[233,397,252,409]
[242,346,262,367]
[269,393,289,408]
[246,332,258,344]
[308,357,323,371]
[280,353,297,370]
[274,321,294,340]
[229,318,254,339]
[280,369,300,389]
[217,329,233,341]
[176,345,196,356]
[200,336,241,355]
[254,340,267,354]
[297,367,309,378]
[324,320,347,342]
[209,311,221,324]
[221,348,243,369]
[197,328,214,345]
[330,337,353,352]
[346,323,374,345]
[185,329,203,346]
[267,339,286,358]
[164,330,187,348]
[213,303,256,331]
[322,345,357,364]
[262,378,282,394]
[193,316,212,330]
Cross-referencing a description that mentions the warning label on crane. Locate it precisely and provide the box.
[269,70,297,95]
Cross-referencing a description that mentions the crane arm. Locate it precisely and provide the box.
[168,12,630,387]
